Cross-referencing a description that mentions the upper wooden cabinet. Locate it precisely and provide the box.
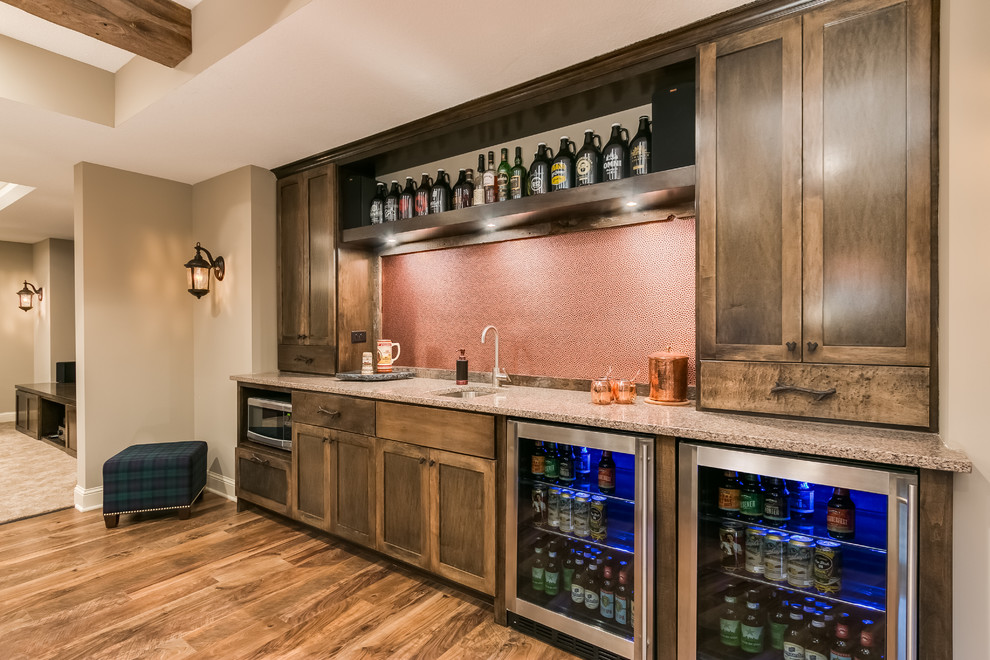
[277,163,338,374]
[697,0,933,427]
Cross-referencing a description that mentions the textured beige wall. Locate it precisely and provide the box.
[191,165,276,492]
[31,238,75,382]
[31,240,50,384]
[74,163,193,489]
[0,241,35,416]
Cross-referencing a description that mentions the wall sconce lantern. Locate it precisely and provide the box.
[184,242,224,299]
[16,280,42,311]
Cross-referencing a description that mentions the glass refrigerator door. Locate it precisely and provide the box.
[507,421,654,660]
[678,443,917,660]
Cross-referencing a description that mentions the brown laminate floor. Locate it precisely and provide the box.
[0,493,577,659]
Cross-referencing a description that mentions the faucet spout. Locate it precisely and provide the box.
[481,325,510,387]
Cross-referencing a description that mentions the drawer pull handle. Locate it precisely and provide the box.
[770,381,836,402]
[317,407,340,418]
[429,459,436,467]
[297,334,308,340]
[249,456,271,466]
[786,341,797,352]
[419,457,426,465]
[807,341,819,353]
[294,356,315,364]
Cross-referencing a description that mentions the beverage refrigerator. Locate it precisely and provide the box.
[678,442,918,660]
[506,420,654,660]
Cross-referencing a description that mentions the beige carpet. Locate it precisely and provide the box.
[0,421,76,524]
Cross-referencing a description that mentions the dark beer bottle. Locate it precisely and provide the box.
[399,177,416,219]
[597,450,616,495]
[718,470,742,518]
[739,589,766,653]
[827,488,856,540]
[599,561,615,620]
[528,142,553,195]
[496,148,512,202]
[558,444,575,483]
[769,594,791,650]
[781,603,807,660]
[544,443,560,480]
[614,562,631,627]
[853,620,879,659]
[575,130,602,186]
[804,612,829,660]
[509,146,527,199]
[472,154,486,206]
[369,181,386,224]
[550,137,576,191]
[570,553,587,606]
[414,173,432,217]
[719,585,742,647]
[830,617,856,659]
[764,476,791,524]
[483,151,498,203]
[740,473,765,522]
[383,180,401,223]
[429,169,452,214]
[601,123,630,181]
[630,115,652,176]
[583,560,600,616]
[530,441,547,476]
[452,168,473,210]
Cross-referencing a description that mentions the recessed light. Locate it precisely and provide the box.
[0,181,35,212]
[385,238,397,246]
[486,223,496,229]
[625,201,638,208]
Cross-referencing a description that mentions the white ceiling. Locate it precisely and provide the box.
[0,0,750,244]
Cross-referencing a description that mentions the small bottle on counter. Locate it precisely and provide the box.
[456,349,468,385]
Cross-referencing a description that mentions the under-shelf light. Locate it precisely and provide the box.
[625,201,639,208]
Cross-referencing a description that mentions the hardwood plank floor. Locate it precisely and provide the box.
[0,493,577,659]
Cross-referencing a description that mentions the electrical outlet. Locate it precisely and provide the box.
[351,331,367,344]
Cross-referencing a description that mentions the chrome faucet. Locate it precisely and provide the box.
[481,325,511,387]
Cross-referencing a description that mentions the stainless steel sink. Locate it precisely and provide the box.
[431,387,500,399]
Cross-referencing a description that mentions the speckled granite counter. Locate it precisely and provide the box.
[232,372,971,473]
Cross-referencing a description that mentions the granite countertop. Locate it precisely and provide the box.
[231,372,972,473]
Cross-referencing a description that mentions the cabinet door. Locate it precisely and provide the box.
[429,450,496,595]
[292,422,330,528]
[236,446,292,516]
[802,0,931,366]
[329,430,376,548]
[15,391,40,438]
[376,438,431,569]
[697,18,803,362]
[65,405,77,454]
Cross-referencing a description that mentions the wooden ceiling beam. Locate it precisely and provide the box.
[2,0,192,67]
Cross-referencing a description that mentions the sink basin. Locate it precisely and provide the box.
[431,387,500,399]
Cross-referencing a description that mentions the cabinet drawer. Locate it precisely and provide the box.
[699,360,930,427]
[278,344,335,375]
[376,402,495,459]
[236,445,292,515]
[293,391,375,435]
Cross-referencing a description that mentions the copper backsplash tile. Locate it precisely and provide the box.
[382,217,696,386]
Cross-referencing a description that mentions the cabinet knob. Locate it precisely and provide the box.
[786,341,797,352]
[297,334,308,340]
[419,457,426,465]
[249,456,270,466]
[807,341,819,353]
[317,407,340,418]
[429,459,436,467]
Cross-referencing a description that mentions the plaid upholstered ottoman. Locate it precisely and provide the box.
[102,441,207,528]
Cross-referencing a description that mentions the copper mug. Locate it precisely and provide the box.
[376,339,401,373]
[591,376,614,405]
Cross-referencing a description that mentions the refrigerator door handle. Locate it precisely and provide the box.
[903,481,918,660]
[634,438,654,660]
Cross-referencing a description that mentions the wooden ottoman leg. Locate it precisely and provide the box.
[178,508,191,520]
[104,514,119,529]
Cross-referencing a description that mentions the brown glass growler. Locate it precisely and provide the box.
[528,142,554,195]
[602,123,630,181]
[414,173,432,217]
[369,181,386,224]
[399,177,416,219]
[383,180,401,223]
[575,129,603,186]
[452,168,473,210]
[630,115,652,175]
[550,137,576,191]
[429,169,452,214]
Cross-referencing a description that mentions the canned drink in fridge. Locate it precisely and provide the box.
[590,495,608,541]
[745,527,767,574]
[573,495,591,537]
[548,487,561,528]
[814,540,842,594]
[531,483,548,527]
[719,521,745,570]
[559,490,574,533]
[787,535,816,588]
[763,532,790,582]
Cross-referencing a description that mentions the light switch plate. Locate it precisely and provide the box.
[351,331,367,344]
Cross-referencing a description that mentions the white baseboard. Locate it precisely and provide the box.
[0,412,15,423]
[74,485,104,512]
[206,471,236,502]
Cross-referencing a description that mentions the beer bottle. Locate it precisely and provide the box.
[578,446,592,477]
[483,151,498,203]
[614,561,630,627]
[562,543,576,592]
[544,443,560,480]
[853,620,879,659]
[739,473,765,523]
[781,603,807,660]
[530,441,547,476]
[496,148,512,202]
[583,560,600,616]
[739,589,766,653]
[718,470,742,518]
[472,154,486,206]
[570,553,587,606]
[789,480,815,523]
[452,169,473,210]
[369,181,386,224]
[399,177,416,219]
[550,137,576,191]
[575,129,603,186]
[804,612,829,660]
[601,123,630,181]
[827,488,856,540]
[531,541,546,593]
[383,180,401,223]
[544,544,561,596]
[764,476,791,525]
[719,585,742,647]
[769,594,791,649]
[414,173,432,217]
[597,450,616,495]
[558,444,575,483]
[830,616,856,659]
[599,561,615,620]
[509,146,528,199]
[630,115,652,176]
[527,142,553,196]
